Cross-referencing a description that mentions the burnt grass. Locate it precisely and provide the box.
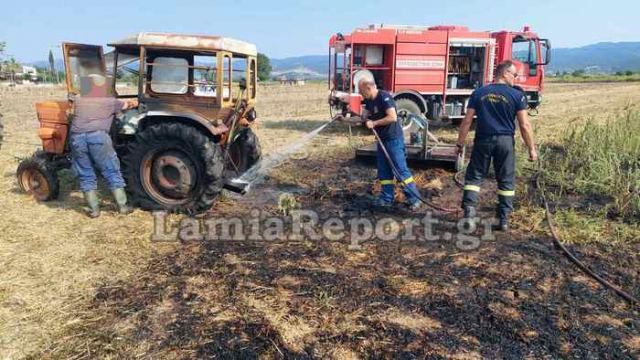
[55,154,639,359]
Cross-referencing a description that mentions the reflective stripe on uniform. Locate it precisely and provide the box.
[463,184,481,192]
[402,176,415,185]
[497,189,515,196]
[379,179,395,185]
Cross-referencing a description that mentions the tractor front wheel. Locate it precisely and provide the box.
[227,127,262,176]
[17,151,60,201]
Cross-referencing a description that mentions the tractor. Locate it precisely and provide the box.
[16,32,262,214]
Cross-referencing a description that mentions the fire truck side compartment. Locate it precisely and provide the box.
[329,25,547,119]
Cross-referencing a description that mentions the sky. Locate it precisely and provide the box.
[1,0,639,63]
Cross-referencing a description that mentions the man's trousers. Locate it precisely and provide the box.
[461,135,516,219]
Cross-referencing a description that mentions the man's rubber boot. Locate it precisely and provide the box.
[463,206,476,219]
[83,190,101,218]
[112,188,133,215]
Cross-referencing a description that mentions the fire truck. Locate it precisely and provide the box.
[329,24,550,128]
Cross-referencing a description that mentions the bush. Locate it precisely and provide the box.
[540,111,640,220]
[571,69,586,77]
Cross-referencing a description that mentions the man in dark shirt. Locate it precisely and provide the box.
[456,60,538,231]
[355,78,421,209]
[71,75,138,217]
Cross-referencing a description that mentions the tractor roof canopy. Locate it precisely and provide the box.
[107,32,257,57]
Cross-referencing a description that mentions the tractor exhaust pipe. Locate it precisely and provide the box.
[223,179,250,195]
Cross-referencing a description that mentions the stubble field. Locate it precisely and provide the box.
[0,82,638,358]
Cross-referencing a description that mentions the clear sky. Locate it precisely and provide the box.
[1,0,638,62]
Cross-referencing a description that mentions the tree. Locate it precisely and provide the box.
[257,52,272,81]
[4,58,21,73]
[625,70,633,76]
[0,41,5,73]
[0,43,21,75]
[571,69,586,77]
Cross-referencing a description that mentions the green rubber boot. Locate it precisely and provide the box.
[83,190,101,218]
[112,188,133,215]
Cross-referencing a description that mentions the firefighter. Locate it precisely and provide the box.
[456,60,538,231]
[70,75,138,218]
[335,77,422,210]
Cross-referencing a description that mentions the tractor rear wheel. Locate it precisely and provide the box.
[17,151,59,201]
[227,127,261,176]
[395,98,422,131]
[123,123,224,214]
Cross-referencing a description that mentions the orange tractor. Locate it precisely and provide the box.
[17,33,262,214]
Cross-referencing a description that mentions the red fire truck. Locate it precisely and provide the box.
[329,24,550,128]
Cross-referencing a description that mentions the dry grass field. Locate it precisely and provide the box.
[0,82,639,358]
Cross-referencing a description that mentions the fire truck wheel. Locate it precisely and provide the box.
[123,122,224,215]
[395,98,422,131]
[17,151,60,201]
[227,127,262,175]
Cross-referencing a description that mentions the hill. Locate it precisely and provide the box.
[27,42,640,78]
[545,42,640,73]
[269,42,640,77]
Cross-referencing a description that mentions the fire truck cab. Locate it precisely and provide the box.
[329,24,550,128]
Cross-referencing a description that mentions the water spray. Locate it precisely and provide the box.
[226,118,339,195]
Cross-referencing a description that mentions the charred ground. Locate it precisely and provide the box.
[0,82,638,358]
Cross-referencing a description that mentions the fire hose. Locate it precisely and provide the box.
[453,155,639,307]
[399,130,637,305]
[369,126,460,214]
[371,119,638,306]
[331,110,460,213]
[332,107,638,306]
[529,162,639,307]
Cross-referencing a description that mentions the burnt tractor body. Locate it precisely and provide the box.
[17,33,261,214]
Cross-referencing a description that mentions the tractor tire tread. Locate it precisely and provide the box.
[122,122,224,214]
[16,151,60,201]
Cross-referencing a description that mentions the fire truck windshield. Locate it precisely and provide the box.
[512,38,538,65]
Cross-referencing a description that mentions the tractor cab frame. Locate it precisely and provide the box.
[63,33,258,144]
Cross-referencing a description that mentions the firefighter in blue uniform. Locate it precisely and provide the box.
[335,77,422,210]
[456,60,538,231]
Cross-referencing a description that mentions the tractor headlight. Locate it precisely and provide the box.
[245,108,257,122]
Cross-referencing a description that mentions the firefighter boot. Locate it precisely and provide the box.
[112,188,133,215]
[83,190,101,218]
[463,206,476,219]
[496,211,509,231]
[494,208,510,231]
[498,217,509,232]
